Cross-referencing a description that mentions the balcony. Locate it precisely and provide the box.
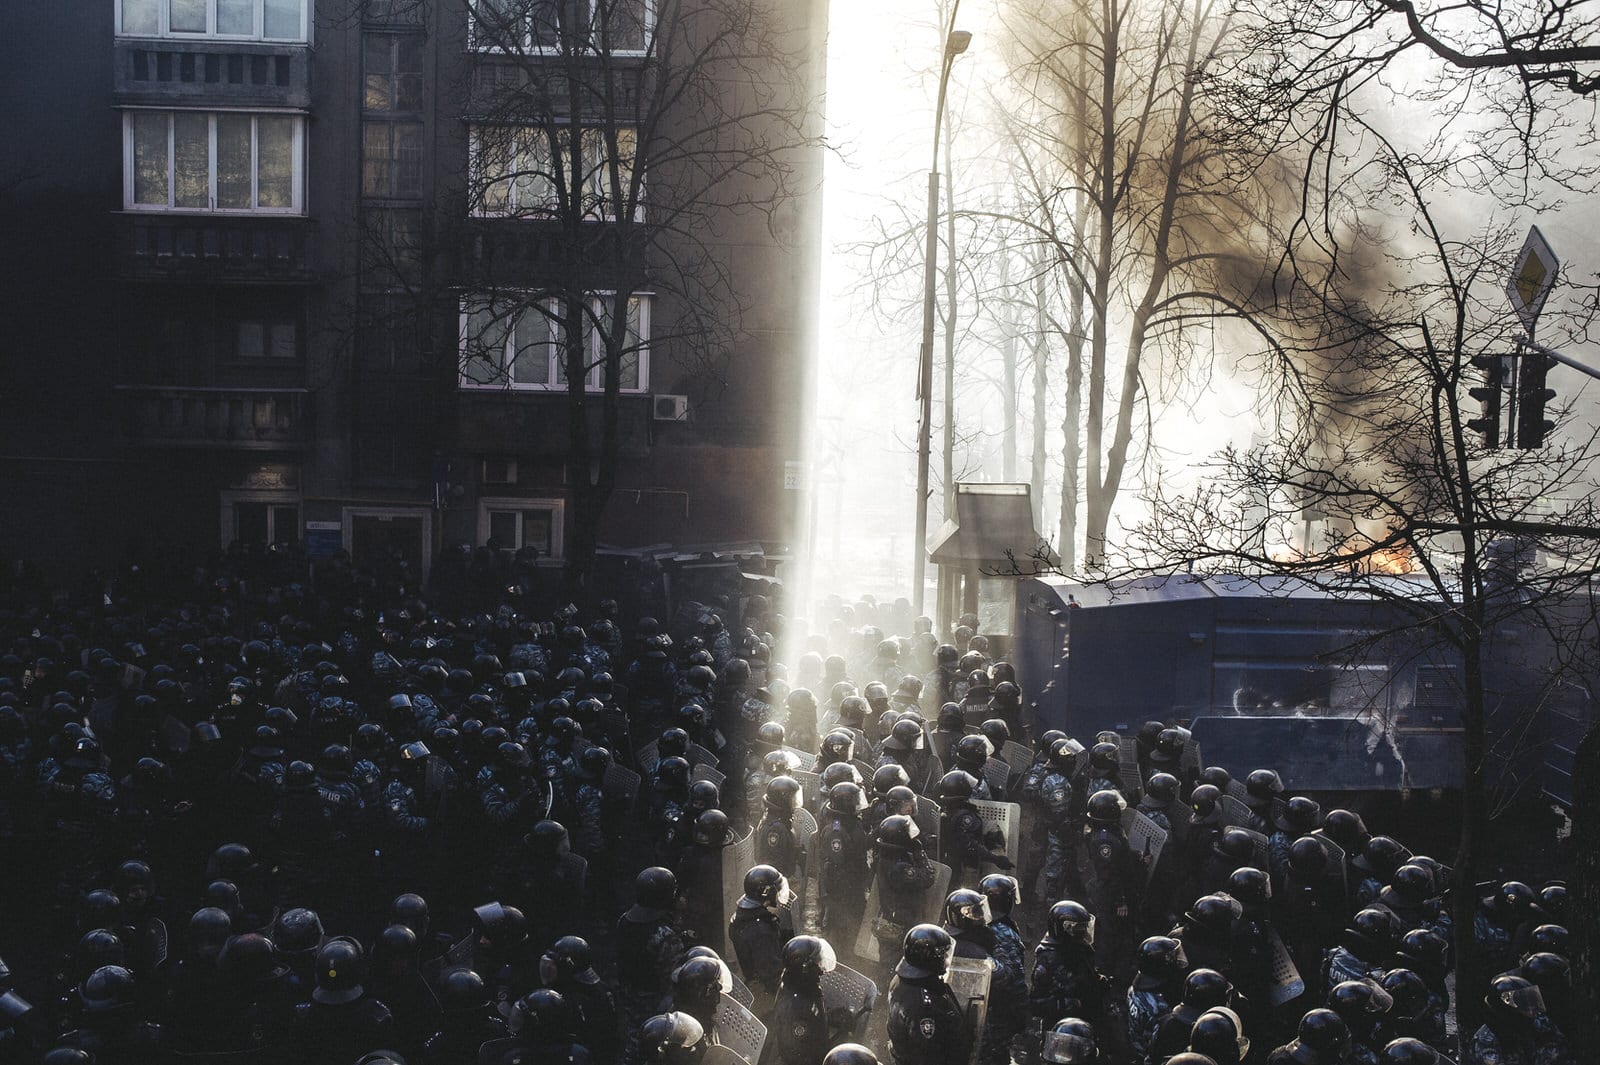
[455,390,651,458]
[117,214,317,283]
[117,386,313,450]
[114,38,311,109]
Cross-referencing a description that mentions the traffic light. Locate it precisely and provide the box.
[1516,352,1557,448]
[1467,354,1504,448]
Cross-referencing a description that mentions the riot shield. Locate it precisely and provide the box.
[1001,741,1034,779]
[982,757,1012,799]
[693,763,727,787]
[1265,925,1306,1006]
[1234,826,1270,872]
[851,758,878,784]
[714,991,768,1065]
[1317,834,1349,908]
[1180,735,1201,776]
[913,795,942,854]
[688,742,720,769]
[1120,808,1169,885]
[727,969,755,1008]
[636,739,661,775]
[143,917,169,970]
[970,799,1021,870]
[720,828,757,974]
[421,755,452,818]
[604,761,642,810]
[1220,795,1256,829]
[781,745,819,771]
[702,1046,750,1065]
[792,769,822,802]
[1116,735,1142,794]
[1225,778,1251,804]
[792,807,820,920]
[946,956,993,1065]
[558,851,588,898]
[852,860,953,963]
[820,963,880,1039]
[931,731,956,770]
[423,930,477,984]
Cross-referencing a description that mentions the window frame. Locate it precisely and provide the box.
[115,0,311,43]
[468,122,643,222]
[122,108,306,214]
[458,291,652,394]
[467,0,653,55]
[478,497,565,560]
[361,119,425,201]
[219,491,302,548]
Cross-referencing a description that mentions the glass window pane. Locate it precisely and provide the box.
[236,503,268,545]
[173,113,210,209]
[512,306,551,385]
[394,123,423,197]
[217,0,255,34]
[364,34,394,75]
[132,113,169,206]
[529,0,562,48]
[256,116,295,208]
[365,74,393,113]
[238,321,265,358]
[271,506,299,543]
[396,35,423,74]
[171,0,208,32]
[395,72,423,112]
[121,0,160,34]
[523,510,553,555]
[619,297,643,389]
[599,0,647,50]
[489,511,517,548]
[216,113,253,208]
[363,122,392,197]
[269,321,297,359]
[264,0,302,38]
[463,304,508,383]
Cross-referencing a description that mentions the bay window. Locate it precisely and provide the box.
[125,110,304,213]
[470,123,641,220]
[468,0,652,54]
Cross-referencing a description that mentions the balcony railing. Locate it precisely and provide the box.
[117,386,313,450]
[114,38,312,109]
[117,214,317,283]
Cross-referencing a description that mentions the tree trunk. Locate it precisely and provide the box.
[999,236,1018,482]
[941,125,959,518]
[1453,634,1490,1038]
[1030,251,1049,534]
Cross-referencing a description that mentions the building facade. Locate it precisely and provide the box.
[0,0,826,583]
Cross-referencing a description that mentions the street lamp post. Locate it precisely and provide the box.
[912,19,971,618]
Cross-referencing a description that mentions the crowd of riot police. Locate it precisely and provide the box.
[0,569,1578,1065]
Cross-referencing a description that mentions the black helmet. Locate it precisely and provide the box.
[1042,1017,1096,1064]
[438,968,489,1012]
[578,745,611,778]
[1398,929,1447,979]
[876,813,922,850]
[74,929,127,975]
[275,907,324,955]
[509,987,569,1040]
[1088,742,1118,772]
[979,874,1021,919]
[954,733,994,770]
[820,761,863,794]
[781,935,838,978]
[1320,809,1370,851]
[1047,900,1094,946]
[1329,979,1395,1022]
[884,718,925,753]
[1143,772,1180,805]
[1228,867,1272,907]
[1495,880,1538,917]
[1188,893,1243,933]
[671,956,732,999]
[1379,1038,1443,1065]
[655,755,692,792]
[189,907,233,959]
[1188,1007,1249,1062]
[1244,768,1284,803]
[1136,936,1188,979]
[942,888,992,932]
[318,743,353,777]
[391,893,430,938]
[937,770,978,803]
[1153,727,1188,763]
[527,819,571,858]
[838,695,869,726]
[1047,739,1078,773]
[1538,882,1566,920]
[1189,784,1222,818]
[218,933,282,986]
[897,923,955,980]
[312,938,366,1005]
[1182,968,1233,1009]
[1296,1008,1349,1053]
[1528,923,1569,957]
[79,965,136,1014]
[1380,968,1430,1020]
[822,1046,879,1065]
[1355,836,1412,878]
[692,809,731,846]
[828,781,868,815]
[1275,795,1322,834]
[1086,789,1126,825]
[820,729,855,763]
[373,924,418,977]
[687,779,721,812]
[473,902,529,949]
[1214,828,1256,864]
[1485,973,1544,1022]
[755,722,786,748]
[873,763,911,796]
[539,935,594,985]
[765,776,804,813]
[1519,952,1570,992]
[741,865,793,908]
[636,867,678,909]
[1388,864,1435,906]
[1289,836,1330,876]
[639,1011,706,1065]
[496,741,533,771]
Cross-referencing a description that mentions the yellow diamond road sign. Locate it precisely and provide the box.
[1507,226,1558,335]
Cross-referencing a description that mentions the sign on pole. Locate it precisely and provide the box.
[1507,226,1559,336]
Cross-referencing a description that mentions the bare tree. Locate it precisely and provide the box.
[455,0,818,589]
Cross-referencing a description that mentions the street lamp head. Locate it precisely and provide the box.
[946,30,972,56]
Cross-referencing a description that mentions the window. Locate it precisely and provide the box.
[364,33,423,113]
[125,111,304,213]
[480,498,563,558]
[468,0,651,53]
[118,0,308,41]
[236,319,298,359]
[459,293,650,392]
[470,124,640,220]
[362,33,424,201]
[362,122,423,198]
[222,494,301,548]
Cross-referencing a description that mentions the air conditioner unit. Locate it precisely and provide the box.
[653,394,690,422]
[481,458,518,485]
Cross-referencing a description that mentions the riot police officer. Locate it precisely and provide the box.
[773,935,841,1065]
[1081,790,1143,977]
[1126,936,1187,1065]
[887,924,972,1065]
[728,864,795,1001]
[757,776,808,887]
[818,780,872,951]
[976,875,1028,1065]
[479,988,592,1065]
[1040,740,1080,901]
[616,868,688,1019]
[1149,968,1234,1063]
[538,936,619,1065]
[937,770,1012,888]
